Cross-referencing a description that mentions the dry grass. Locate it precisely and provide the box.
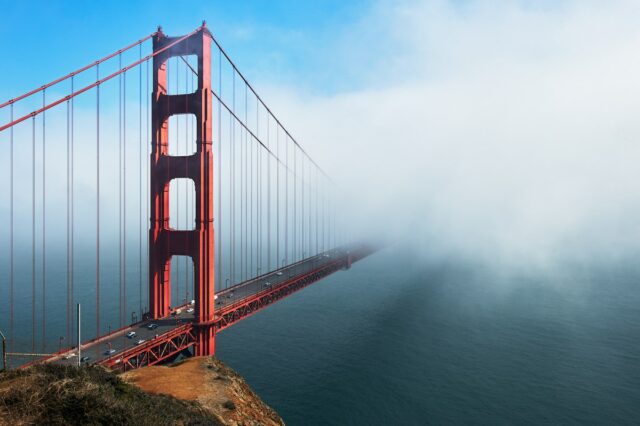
[0,363,220,425]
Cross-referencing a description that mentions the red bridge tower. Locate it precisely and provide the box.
[149,24,215,356]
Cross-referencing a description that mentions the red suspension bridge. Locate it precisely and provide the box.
[0,23,373,371]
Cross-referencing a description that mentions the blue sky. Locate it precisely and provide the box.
[0,0,373,99]
[2,0,640,267]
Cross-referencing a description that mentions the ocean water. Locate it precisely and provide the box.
[216,245,640,425]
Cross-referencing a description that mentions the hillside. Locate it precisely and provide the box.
[0,357,283,425]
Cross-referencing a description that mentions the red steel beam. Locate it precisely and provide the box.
[148,23,216,356]
[100,324,196,372]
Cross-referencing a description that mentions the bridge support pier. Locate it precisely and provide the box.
[149,24,216,356]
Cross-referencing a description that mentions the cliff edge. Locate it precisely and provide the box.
[0,357,283,425]
[122,357,284,426]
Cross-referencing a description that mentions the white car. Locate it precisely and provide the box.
[186,307,194,314]
[126,331,136,339]
[275,271,283,276]
[263,281,272,288]
[135,339,146,346]
[104,348,117,356]
[63,353,77,360]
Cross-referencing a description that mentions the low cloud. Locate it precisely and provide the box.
[262,0,640,271]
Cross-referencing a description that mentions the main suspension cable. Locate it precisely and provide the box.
[207,33,331,183]
[0,33,156,110]
[1,28,200,133]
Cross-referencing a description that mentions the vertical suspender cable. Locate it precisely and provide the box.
[267,113,271,270]
[276,125,280,268]
[9,104,14,350]
[309,164,312,257]
[139,44,143,316]
[71,76,75,344]
[324,178,327,252]
[257,115,261,275]
[42,90,46,351]
[228,104,233,288]
[315,168,319,256]
[123,69,128,324]
[321,177,325,252]
[241,85,246,281]
[309,165,312,256]
[146,58,150,313]
[31,117,35,352]
[176,58,181,303]
[302,155,305,259]
[232,71,235,286]
[118,53,123,328]
[257,112,260,275]
[184,57,189,301]
[285,135,288,265]
[96,64,101,337]
[239,88,243,282]
[66,98,70,345]
[245,88,249,280]
[192,61,195,293]
[250,100,254,277]
[217,49,222,294]
[294,146,297,262]
[333,201,336,250]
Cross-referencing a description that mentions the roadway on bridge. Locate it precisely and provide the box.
[53,249,343,366]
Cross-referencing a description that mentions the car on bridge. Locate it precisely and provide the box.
[104,348,117,356]
[186,307,194,314]
[126,331,136,339]
[80,356,90,363]
[147,323,158,330]
[135,339,146,346]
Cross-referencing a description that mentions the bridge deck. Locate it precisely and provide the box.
[43,247,373,370]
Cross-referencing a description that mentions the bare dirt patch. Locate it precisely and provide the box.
[122,357,284,426]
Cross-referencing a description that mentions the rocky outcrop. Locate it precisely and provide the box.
[122,357,284,426]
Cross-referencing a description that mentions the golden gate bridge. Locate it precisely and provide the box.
[0,23,374,371]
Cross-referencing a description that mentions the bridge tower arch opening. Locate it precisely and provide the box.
[149,24,216,356]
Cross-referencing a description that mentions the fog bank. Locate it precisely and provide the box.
[262,0,640,271]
